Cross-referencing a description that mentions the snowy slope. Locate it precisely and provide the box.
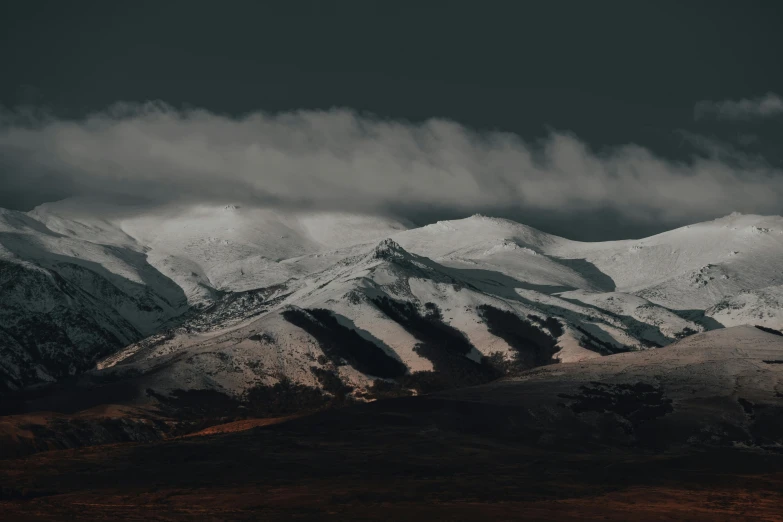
[553,213,783,310]
[393,216,596,292]
[393,213,783,310]
[707,285,783,329]
[31,199,411,303]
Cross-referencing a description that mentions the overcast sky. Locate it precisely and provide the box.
[1,1,782,240]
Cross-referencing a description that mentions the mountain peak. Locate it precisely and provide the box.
[370,238,412,261]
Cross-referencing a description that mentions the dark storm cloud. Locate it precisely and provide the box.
[1,103,782,232]
[694,92,783,120]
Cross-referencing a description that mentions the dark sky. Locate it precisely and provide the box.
[1,1,782,239]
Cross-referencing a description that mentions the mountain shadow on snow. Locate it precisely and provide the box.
[477,305,560,369]
[370,297,503,392]
[281,308,407,379]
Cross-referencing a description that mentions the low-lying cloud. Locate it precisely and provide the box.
[694,92,783,120]
[1,102,782,237]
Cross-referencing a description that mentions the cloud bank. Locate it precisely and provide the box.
[694,92,783,120]
[1,103,782,233]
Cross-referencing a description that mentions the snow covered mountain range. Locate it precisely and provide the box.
[2,198,783,398]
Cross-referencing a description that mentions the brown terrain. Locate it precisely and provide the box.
[1,396,783,521]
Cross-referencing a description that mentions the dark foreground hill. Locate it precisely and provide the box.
[1,326,782,520]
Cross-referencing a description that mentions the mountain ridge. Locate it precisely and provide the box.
[2,199,783,395]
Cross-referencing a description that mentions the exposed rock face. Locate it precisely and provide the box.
[0,259,152,392]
